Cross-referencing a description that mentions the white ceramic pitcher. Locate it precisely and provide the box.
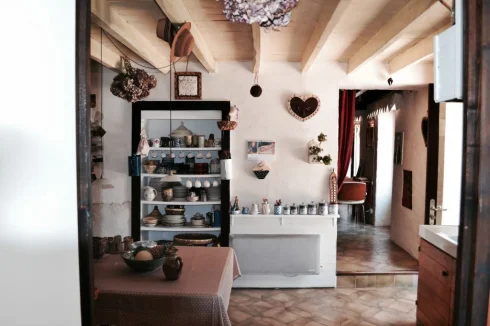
[143,186,157,201]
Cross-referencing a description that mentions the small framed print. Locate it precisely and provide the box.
[174,72,202,99]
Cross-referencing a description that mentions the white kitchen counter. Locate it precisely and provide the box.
[419,225,459,258]
[230,214,340,288]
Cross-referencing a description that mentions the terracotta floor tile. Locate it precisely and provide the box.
[229,287,417,325]
[229,309,253,323]
[259,317,288,326]
[270,310,302,323]
[305,321,326,326]
[289,317,314,326]
[337,220,418,274]
[263,307,286,317]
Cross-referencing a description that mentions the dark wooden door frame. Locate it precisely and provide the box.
[453,0,490,324]
[424,84,439,225]
[76,0,94,325]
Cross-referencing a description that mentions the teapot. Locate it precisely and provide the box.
[143,186,157,201]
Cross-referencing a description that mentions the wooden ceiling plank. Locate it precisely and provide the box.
[347,0,439,74]
[300,0,351,73]
[252,24,264,73]
[90,34,121,72]
[389,24,450,74]
[91,0,170,74]
[155,0,217,73]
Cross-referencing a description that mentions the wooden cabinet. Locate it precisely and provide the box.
[417,239,457,325]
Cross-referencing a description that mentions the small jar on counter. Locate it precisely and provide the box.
[318,200,328,215]
[299,202,307,215]
[307,201,317,215]
[282,204,290,215]
[290,203,298,215]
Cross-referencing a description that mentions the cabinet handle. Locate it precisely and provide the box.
[442,270,449,277]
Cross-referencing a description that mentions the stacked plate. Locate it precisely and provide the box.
[161,215,185,227]
[206,186,221,201]
[172,186,188,201]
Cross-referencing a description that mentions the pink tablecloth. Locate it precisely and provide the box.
[94,246,241,326]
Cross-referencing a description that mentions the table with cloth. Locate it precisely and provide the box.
[94,246,241,326]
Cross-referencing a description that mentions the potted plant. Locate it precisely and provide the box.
[308,133,332,165]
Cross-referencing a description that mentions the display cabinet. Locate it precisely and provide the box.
[131,101,231,245]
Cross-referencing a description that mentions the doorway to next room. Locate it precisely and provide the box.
[336,87,463,288]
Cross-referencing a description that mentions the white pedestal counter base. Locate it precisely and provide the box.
[230,214,339,288]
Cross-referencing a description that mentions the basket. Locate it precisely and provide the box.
[253,170,269,179]
[217,120,238,131]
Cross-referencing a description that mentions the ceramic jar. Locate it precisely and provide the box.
[299,202,307,215]
[210,159,220,174]
[162,187,173,201]
[318,200,328,215]
[162,247,184,281]
[307,201,317,215]
[274,205,282,215]
[328,203,339,215]
[250,203,259,215]
[282,205,290,215]
[290,203,298,215]
[143,186,157,201]
[262,201,271,215]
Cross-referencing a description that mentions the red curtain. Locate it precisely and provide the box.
[338,90,356,190]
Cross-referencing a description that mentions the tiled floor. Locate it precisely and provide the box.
[337,219,418,274]
[228,287,417,325]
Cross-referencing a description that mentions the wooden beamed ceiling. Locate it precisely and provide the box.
[90,0,451,75]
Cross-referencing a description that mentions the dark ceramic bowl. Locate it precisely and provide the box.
[121,250,164,273]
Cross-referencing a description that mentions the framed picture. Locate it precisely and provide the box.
[247,140,276,161]
[402,170,413,209]
[366,127,374,148]
[394,132,404,165]
[174,72,202,99]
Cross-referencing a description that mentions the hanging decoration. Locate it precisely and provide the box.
[110,57,157,102]
[287,94,320,121]
[308,133,332,165]
[250,73,262,97]
[223,0,299,29]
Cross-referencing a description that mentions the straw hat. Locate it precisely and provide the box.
[170,22,194,63]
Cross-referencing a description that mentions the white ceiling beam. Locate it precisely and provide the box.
[347,0,439,74]
[155,0,217,73]
[300,0,351,73]
[91,0,170,74]
[252,24,264,73]
[389,24,450,74]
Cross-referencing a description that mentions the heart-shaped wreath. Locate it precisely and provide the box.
[287,95,321,121]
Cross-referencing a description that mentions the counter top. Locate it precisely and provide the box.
[419,225,459,258]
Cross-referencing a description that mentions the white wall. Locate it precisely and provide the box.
[0,1,81,325]
[441,103,463,225]
[375,110,395,226]
[390,88,429,259]
[92,60,434,236]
